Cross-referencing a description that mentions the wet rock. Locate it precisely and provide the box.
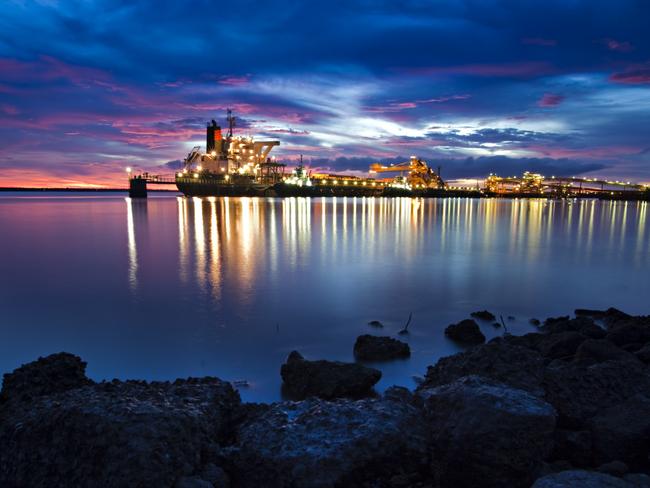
[538,331,586,360]
[232,388,428,488]
[353,334,410,361]
[0,369,241,488]
[419,341,546,397]
[598,461,630,477]
[471,310,496,321]
[491,321,501,328]
[543,359,650,428]
[635,344,650,364]
[419,375,556,488]
[552,429,593,467]
[444,319,486,344]
[532,470,634,487]
[280,351,381,400]
[574,339,640,364]
[368,320,383,328]
[0,352,92,403]
[531,318,542,326]
[589,394,650,470]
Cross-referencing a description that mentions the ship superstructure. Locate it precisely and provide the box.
[175,110,285,196]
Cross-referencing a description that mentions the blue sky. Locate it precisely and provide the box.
[1,0,649,186]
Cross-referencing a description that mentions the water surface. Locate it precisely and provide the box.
[1,193,648,401]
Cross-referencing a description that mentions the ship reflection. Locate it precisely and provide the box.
[125,197,147,292]
[165,197,649,304]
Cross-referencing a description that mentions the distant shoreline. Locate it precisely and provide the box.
[0,187,178,192]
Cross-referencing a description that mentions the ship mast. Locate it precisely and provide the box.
[226,108,235,139]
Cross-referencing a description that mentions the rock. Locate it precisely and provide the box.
[368,320,383,328]
[491,322,501,328]
[635,344,650,363]
[531,318,542,326]
[552,429,593,467]
[232,388,428,487]
[532,470,635,487]
[542,316,605,339]
[471,310,496,321]
[0,371,241,488]
[575,308,632,324]
[418,375,556,488]
[598,461,630,477]
[499,332,545,350]
[606,322,650,348]
[444,319,486,344]
[353,335,410,361]
[543,359,650,429]
[280,351,381,399]
[0,352,92,403]
[589,394,650,470]
[508,315,516,320]
[419,341,546,397]
[574,339,640,364]
[538,331,586,360]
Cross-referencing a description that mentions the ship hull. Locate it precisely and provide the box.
[175,175,271,197]
[273,183,384,197]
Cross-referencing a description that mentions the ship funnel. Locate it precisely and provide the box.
[206,120,222,154]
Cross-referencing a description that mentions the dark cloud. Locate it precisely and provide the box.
[537,93,565,107]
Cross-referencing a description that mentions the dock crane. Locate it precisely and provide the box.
[369,156,445,189]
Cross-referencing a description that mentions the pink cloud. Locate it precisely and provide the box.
[218,75,251,86]
[603,38,634,52]
[610,62,650,84]
[522,38,557,47]
[418,94,471,103]
[537,93,565,107]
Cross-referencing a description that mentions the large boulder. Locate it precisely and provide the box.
[418,375,556,488]
[542,359,650,428]
[589,394,650,470]
[0,375,241,488]
[419,340,546,397]
[0,352,92,403]
[537,331,586,360]
[231,388,428,487]
[353,335,410,361]
[280,351,381,400]
[444,319,486,344]
[532,470,635,488]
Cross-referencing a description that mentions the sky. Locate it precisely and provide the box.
[1,0,649,188]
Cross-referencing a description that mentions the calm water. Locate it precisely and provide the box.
[1,193,648,401]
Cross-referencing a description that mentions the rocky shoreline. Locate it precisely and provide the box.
[2,308,650,487]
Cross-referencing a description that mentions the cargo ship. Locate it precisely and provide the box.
[174,110,286,197]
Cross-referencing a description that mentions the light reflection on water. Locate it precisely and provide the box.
[0,193,648,402]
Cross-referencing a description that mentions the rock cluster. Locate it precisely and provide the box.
[444,318,486,344]
[1,309,650,487]
[280,350,381,399]
[353,334,410,360]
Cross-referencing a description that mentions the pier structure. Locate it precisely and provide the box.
[128,173,176,198]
